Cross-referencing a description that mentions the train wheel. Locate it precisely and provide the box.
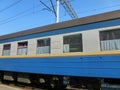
[50,76,67,89]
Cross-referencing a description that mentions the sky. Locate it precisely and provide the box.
[0,0,120,35]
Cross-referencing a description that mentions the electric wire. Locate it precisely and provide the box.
[0,0,23,13]
[0,4,41,23]
[77,3,120,16]
[0,0,50,25]
[0,0,120,26]
[59,3,120,19]
[0,8,44,26]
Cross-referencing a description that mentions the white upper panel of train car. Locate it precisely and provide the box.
[0,10,120,56]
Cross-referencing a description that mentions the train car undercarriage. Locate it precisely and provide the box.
[0,71,120,90]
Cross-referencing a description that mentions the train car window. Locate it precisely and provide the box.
[100,29,120,51]
[63,34,83,53]
[2,44,11,56]
[37,38,50,54]
[17,42,28,55]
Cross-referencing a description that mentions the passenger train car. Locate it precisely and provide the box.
[0,10,120,89]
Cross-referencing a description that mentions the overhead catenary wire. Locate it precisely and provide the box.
[0,0,55,25]
[0,0,23,13]
[0,8,45,26]
[0,0,120,26]
[39,0,54,13]
[60,0,78,19]
[77,3,120,15]
[0,0,51,24]
[50,0,56,16]
[0,4,41,23]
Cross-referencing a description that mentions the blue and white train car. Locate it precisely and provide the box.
[0,10,120,89]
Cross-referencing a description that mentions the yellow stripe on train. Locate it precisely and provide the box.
[0,50,120,58]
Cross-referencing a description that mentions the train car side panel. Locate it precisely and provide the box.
[0,55,119,79]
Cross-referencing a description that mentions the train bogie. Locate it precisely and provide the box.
[3,72,14,81]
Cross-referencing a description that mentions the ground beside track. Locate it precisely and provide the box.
[0,84,45,90]
[0,84,23,90]
[0,83,89,90]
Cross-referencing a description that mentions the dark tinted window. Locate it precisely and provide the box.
[17,42,28,55]
[100,29,120,51]
[3,44,11,56]
[100,29,120,40]
[37,38,50,54]
[63,34,83,53]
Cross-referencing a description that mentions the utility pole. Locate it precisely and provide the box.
[56,0,60,23]
[39,0,78,23]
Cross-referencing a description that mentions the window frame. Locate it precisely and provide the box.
[17,41,28,55]
[37,38,51,54]
[2,44,11,56]
[63,33,83,53]
[99,29,120,51]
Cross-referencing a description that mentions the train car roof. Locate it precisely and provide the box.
[0,10,120,40]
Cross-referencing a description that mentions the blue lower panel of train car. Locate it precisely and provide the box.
[0,55,120,79]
